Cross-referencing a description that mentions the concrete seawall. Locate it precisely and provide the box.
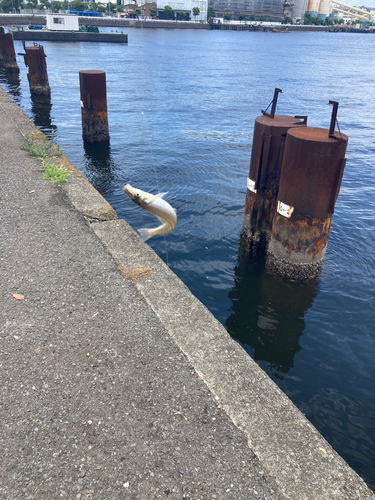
[0,84,374,499]
[0,14,209,29]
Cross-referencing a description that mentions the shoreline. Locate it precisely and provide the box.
[1,14,373,33]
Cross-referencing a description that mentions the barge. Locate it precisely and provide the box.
[11,14,128,43]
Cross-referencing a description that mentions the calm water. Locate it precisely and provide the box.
[1,27,375,489]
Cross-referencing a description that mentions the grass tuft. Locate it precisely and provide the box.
[21,132,63,161]
[42,163,69,185]
[21,132,68,185]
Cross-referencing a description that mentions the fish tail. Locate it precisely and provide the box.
[138,228,152,243]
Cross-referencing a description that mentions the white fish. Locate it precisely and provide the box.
[122,183,177,243]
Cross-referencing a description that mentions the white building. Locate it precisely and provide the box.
[46,13,80,31]
[154,0,207,21]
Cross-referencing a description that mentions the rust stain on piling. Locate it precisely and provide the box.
[0,33,18,70]
[271,213,332,260]
[24,45,50,95]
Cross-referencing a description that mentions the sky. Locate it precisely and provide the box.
[343,1,375,7]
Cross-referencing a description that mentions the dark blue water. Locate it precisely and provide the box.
[1,27,375,490]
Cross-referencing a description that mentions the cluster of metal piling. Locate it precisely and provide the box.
[0,30,109,143]
[242,89,348,281]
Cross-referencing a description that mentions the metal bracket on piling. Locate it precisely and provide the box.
[262,88,282,119]
[328,100,344,142]
[294,115,308,125]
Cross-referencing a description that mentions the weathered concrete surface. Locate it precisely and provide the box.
[0,84,374,500]
[92,219,375,500]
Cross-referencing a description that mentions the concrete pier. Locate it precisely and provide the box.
[0,84,373,499]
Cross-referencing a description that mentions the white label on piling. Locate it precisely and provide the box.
[247,177,257,193]
[277,200,294,218]
[80,100,84,108]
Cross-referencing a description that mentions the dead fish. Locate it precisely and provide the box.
[123,183,177,243]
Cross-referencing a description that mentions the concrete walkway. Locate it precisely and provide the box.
[0,85,373,500]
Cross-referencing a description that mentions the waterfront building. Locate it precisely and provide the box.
[132,0,207,20]
[208,0,285,20]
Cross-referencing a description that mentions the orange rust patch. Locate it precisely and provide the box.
[118,265,154,281]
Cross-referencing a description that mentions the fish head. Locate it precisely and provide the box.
[123,183,143,207]
[122,184,151,209]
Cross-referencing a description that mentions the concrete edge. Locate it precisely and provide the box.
[91,219,374,500]
[0,86,117,222]
[1,84,374,500]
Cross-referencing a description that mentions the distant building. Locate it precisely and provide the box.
[120,0,206,20]
[208,0,286,20]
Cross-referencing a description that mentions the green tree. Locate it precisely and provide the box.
[107,1,114,12]
[52,0,62,9]
[337,18,344,24]
[116,4,123,12]
[178,10,186,19]
[238,12,246,22]
[259,15,265,21]
[304,12,312,24]
[164,4,174,19]
[96,3,105,11]
[324,17,333,25]
[192,6,200,20]
[135,7,142,16]
[149,5,157,17]
[314,16,324,24]
[207,6,215,19]
[249,13,255,20]
[223,12,230,20]
[27,0,38,12]
[71,0,86,10]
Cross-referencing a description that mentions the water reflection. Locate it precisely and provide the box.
[306,388,375,489]
[83,139,118,196]
[226,241,319,378]
[0,66,22,103]
[30,93,56,139]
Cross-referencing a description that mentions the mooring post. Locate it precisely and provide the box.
[24,45,51,95]
[0,33,19,71]
[0,29,4,62]
[241,89,307,250]
[79,70,109,143]
[266,103,348,281]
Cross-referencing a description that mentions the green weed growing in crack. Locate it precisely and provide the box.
[21,131,68,185]
[21,131,63,161]
[42,162,69,185]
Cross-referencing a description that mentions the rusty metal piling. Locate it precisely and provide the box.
[0,33,19,71]
[79,70,109,143]
[241,89,307,249]
[24,44,51,95]
[266,103,348,281]
[0,28,4,62]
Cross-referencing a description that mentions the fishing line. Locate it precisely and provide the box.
[139,16,169,265]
